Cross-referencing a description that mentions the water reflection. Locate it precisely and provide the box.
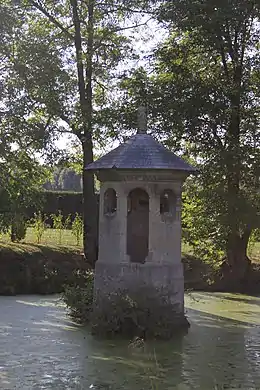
[84,337,185,389]
[183,309,253,388]
[0,294,259,389]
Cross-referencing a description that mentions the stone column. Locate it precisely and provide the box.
[175,190,182,262]
[117,183,128,263]
[97,183,106,263]
[147,183,160,263]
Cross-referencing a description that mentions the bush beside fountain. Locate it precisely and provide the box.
[63,270,189,339]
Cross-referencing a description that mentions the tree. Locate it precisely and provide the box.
[0,2,51,238]
[156,0,260,275]
[110,0,260,279]
[0,149,47,239]
[4,0,152,264]
[158,1,260,276]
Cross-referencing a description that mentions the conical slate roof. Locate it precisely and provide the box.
[85,133,196,172]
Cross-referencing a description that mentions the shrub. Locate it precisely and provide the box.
[10,214,27,242]
[92,286,189,339]
[71,213,83,246]
[51,211,71,244]
[62,270,94,323]
[63,279,189,339]
[31,212,48,244]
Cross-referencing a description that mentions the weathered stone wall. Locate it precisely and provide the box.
[95,172,186,325]
[98,178,183,265]
[94,261,184,313]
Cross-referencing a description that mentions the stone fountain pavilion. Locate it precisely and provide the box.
[85,108,196,324]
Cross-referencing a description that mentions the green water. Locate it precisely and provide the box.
[0,293,259,389]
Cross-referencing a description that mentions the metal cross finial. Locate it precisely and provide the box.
[137,106,147,134]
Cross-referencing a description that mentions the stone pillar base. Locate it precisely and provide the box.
[92,261,188,338]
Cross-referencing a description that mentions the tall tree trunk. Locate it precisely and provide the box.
[70,0,97,266]
[226,64,250,276]
[84,0,98,266]
[223,229,251,285]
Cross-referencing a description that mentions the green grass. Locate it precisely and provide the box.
[0,227,259,262]
[0,228,82,268]
[0,227,81,248]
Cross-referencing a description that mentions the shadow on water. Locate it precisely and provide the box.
[0,295,260,389]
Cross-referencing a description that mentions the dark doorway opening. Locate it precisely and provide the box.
[127,188,149,264]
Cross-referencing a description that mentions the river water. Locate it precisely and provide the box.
[0,293,259,389]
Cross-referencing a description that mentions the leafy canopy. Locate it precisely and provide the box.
[110,0,260,262]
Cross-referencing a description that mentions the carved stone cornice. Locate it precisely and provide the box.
[96,169,188,183]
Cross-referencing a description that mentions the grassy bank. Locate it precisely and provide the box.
[0,227,80,247]
[0,228,259,295]
[0,241,87,295]
[1,227,260,261]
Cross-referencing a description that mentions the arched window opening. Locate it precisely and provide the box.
[127,188,149,263]
[160,189,176,216]
[104,188,117,215]
[128,188,149,213]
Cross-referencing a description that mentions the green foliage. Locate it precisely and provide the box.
[71,213,83,246]
[92,286,189,339]
[112,0,260,266]
[182,179,225,264]
[0,0,146,148]
[31,212,48,244]
[10,214,27,242]
[0,190,12,234]
[156,1,260,264]
[0,1,68,162]
[1,0,151,264]
[1,0,156,264]
[63,280,189,339]
[64,215,71,230]
[0,3,52,230]
[51,211,71,245]
[248,229,260,260]
[0,151,47,234]
[25,191,83,223]
[44,166,82,192]
[51,211,63,235]
[62,270,94,322]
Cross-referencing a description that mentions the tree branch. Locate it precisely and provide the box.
[43,115,52,132]
[224,21,235,65]
[110,19,153,33]
[93,78,109,90]
[59,114,82,138]
[94,2,154,16]
[218,40,230,80]
[55,127,74,134]
[212,124,224,150]
[59,113,72,126]
[28,0,74,40]
[89,19,152,51]
[240,14,253,70]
